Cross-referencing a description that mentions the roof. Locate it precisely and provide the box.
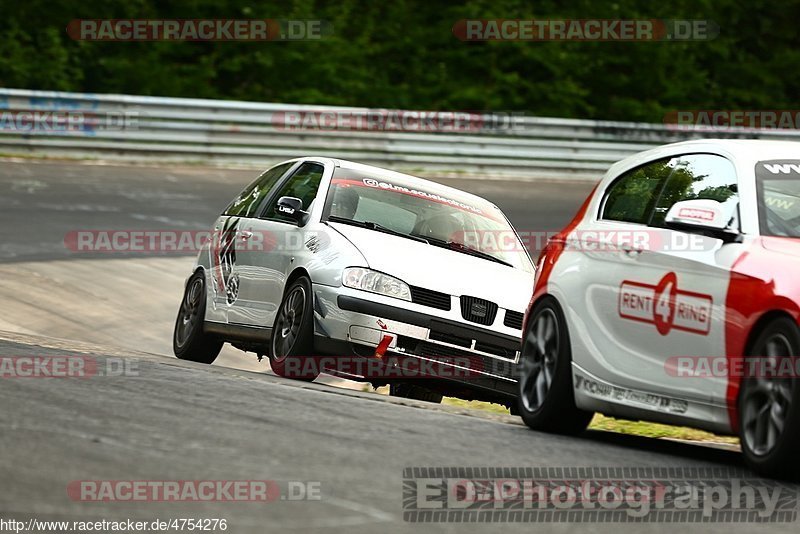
[605,139,800,180]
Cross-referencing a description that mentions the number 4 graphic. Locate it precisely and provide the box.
[653,272,678,336]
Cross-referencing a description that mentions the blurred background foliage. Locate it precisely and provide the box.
[1,0,798,122]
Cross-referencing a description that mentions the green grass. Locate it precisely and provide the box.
[441,398,739,445]
[442,397,511,414]
[589,414,739,445]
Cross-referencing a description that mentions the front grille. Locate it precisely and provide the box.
[504,310,524,330]
[459,296,498,326]
[410,285,451,310]
[474,341,518,359]
[397,332,517,360]
[426,330,518,360]
[428,330,471,348]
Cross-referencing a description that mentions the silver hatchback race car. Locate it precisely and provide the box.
[173,157,534,405]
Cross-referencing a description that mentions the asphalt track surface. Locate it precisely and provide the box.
[1,160,797,533]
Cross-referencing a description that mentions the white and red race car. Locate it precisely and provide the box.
[517,139,800,479]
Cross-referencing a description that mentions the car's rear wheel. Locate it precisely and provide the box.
[269,277,319,381]
[389,383,443,403]
[738,316,800,480]
[517,297,593,434]
[173,271,223,364]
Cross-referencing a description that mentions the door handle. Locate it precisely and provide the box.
[621,245,643,257]
[240,230,253,239]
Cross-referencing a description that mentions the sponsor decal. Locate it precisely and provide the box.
[618,272,712,335]
[210,218,241,305]
[677,207,717,222]
[330,178,505,222]
[305,233,323,253]
[574,375,688,414]
[756,160,800,179]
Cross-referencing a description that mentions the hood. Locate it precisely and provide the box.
[330,223,534,312]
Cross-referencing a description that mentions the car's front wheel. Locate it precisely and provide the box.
[173,271,223,364]
[517,297,593,434]
[269,277,319,381]
[738,316,800,480]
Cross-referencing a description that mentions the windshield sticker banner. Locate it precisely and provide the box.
[331,177,504,222]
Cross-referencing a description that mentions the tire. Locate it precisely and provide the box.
[738,316,800,480]
[173,271,223,364]
[389,383,443,403]
[269,276,319,381]
[517,297,593,434]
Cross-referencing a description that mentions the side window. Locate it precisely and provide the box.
[650,154,738,228]
[602,158,673,224]
[224,162,293,217]
[262,163,325,221]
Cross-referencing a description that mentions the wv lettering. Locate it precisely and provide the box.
[763,163,800,174]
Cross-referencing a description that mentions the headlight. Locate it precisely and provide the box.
[342,267,411,301]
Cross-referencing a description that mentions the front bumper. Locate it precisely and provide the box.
[311,284,522,399]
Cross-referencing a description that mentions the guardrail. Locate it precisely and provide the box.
[2,87,799,180]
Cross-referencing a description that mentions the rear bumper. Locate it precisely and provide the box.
[311,285,522,399]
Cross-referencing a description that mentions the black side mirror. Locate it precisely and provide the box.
[276,196,308,225]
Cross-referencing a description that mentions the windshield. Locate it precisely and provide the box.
[322,169,534,271]
[756,161,800,238]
